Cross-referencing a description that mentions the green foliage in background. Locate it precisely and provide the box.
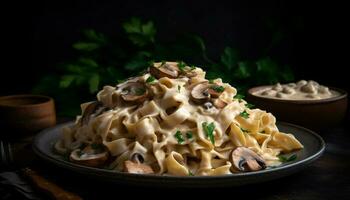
[33,17,294,116]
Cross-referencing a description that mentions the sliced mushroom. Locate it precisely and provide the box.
[80,101,108,125]
[119,82,148,103]
[230,147,266,172]
[212,99,227,109]
[116,76,140,88]
[208,85,223,98]
[123,153,154,174]
[190,83,210,103]
[70,144,109,167]
[191,83,225,105]
[149,62,179,79]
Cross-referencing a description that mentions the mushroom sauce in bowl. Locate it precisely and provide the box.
[247,81,347,130]
[253,80,341,100]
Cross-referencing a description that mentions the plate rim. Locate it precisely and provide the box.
[32,121,325,180]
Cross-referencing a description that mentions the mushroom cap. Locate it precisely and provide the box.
[208,85,223,98]
[70,147,109,167]
[190,83,211,103]
[119,82,149,103]
[191,83,226,106]
[230,147,266,172]
[149,62,179,79]
[80,101,105,125]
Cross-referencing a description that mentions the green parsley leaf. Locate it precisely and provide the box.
[135,88,146,95]
[177,85,181,93]
[209,79,215,84]
[234,94,245,100]
[202,122,215,145]
[146,76,156,83]
[174,130,185,144]
[161,60,166,66]
[245,103,255,109]
[210,85,225,93]
[177,61,186,71]
[278,154,297,162]
[188,171,194,176]
[190,65,196,70]
[186,131,193,139]
[239,110,250,119]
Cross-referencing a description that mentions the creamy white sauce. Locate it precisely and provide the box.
[253,80,340,100]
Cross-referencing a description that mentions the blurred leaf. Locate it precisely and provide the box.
[75,76,86,85]
[73,42,99,51]
[59,75,75,88]
[65,64,84,73]
[89,73,100,93]
[78,57,98,68]
[221,47,239,70]
[192,35,206,52]
[256,58,279,84]
[125,60,148,71]
[123,18,156,47]
[234,62,251,79]
[142,21,156,42]
[82,29,107,44]
[125,51,151,71]
[281,66,295,82]
[123,17,142,33]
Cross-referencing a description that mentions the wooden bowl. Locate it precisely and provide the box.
[247,86,348,130]
[0,95,56,140]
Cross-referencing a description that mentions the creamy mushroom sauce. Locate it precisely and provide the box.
[253,80,340,100]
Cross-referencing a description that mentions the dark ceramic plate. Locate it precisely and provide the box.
[33,121,325,188]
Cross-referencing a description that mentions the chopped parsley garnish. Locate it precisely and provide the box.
[177,85,181,93]
[174,130,185,144]
[202,122,215,145]
[278,154,297,162]
[239,110,250,119]
[188,171,194,176]
[146,76,156,83]
[240,127,249,133]
[177,61,186,71]
[186,131,193,139]
[190,65,196,70]
[210,85,225,93]
[233,94,245,102]
[134,88,146,95]
[209,79,215,84]
[245,103,255,109]
[161,60,166,66]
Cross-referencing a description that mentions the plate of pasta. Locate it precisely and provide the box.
[33,62,325,187]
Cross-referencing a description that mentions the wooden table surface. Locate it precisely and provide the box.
[2,121,350,199]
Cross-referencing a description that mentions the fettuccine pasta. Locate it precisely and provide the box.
[55,61,303,176]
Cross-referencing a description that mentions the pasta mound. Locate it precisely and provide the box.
[55,61,303,176]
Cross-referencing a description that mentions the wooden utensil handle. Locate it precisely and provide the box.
[22,168,82,200]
